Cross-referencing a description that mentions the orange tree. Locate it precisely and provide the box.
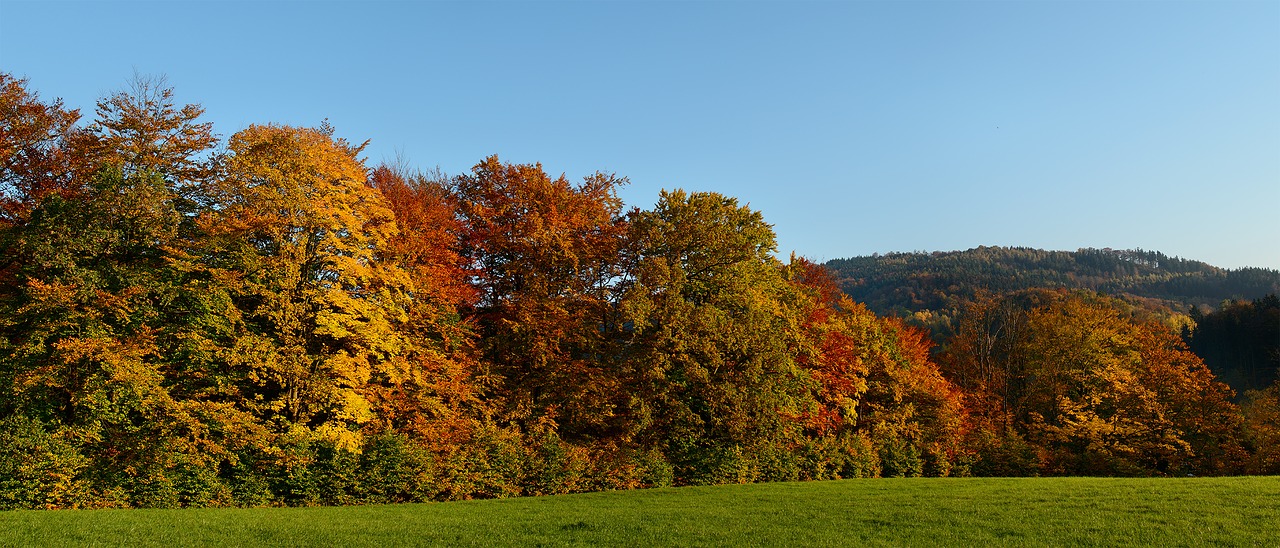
[454,158,630,436]
[1241,382,1280,474]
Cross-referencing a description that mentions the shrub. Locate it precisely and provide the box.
[0,415,93,509]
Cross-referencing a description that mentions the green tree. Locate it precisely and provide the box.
[622,190,813,484]
[0,164,255,507]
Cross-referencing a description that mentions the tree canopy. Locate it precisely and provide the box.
[1,73,1272,509]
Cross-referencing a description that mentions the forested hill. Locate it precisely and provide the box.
[824,246,1280,318]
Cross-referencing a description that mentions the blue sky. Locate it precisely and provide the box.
[3,1,1278,269]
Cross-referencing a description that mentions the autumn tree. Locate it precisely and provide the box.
[0,163,261,507]
[363,165,482,448]
[787,258,969,478]
[201,124,410,451]
[0,75,258,506]
[786,258,871,439]
[619,190,818,484]
[77,74,216,189]
[941,290,1244,475]
[1240,382,1280,474]
[453,156,630,443]
[14,70,1276,507]
[0,72,82,226]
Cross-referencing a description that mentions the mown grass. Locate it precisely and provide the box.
[2,477,1277,547]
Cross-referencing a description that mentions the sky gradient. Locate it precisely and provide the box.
[3,1,1277,269]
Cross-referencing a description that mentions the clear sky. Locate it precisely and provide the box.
[3,1,1278,269]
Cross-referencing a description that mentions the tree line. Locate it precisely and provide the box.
[1,74,1276,510]
[824,247,1280,328]
[1185,295,1280,395]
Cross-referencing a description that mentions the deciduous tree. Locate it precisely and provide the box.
[454,156,629,442]
[203,124,409,450]
[941,290,1244,475]
[622,190,813,484]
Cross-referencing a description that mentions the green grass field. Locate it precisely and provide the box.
[3,477,1277,547]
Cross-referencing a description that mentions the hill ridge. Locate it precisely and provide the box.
[823,246,1280,319]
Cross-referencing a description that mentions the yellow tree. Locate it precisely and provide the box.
[203,124,410,450]
[943,290,1243,476]
[1017,293,1243,475]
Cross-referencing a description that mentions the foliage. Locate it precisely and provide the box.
[78,74,216,189]
[0,72,1269,509]
[1241,382,1280,475]
[622,190,808,484]
[453,156,629,440]
[0,415,92,510]
[940,290,1244,476]
[201,123,412,446]
[0,73,85,229]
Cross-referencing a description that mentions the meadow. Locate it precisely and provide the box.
[2,477,1277,547]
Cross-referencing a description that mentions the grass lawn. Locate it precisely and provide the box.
[2,477,1277,546]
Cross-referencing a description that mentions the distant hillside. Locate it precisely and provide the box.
[824,246,1280,320]
[825,246,1280,399]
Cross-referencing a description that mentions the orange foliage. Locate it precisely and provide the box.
[0,72,83,226]
[368,166,476,311]
[942,290,1245,475]
[454,156,630,439]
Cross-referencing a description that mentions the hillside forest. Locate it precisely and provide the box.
[824,248,1280,395]
[2,74,1278,510]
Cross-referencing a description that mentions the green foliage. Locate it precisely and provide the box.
[622,190,811,486]
[435,422,526,500]
[966,428,1042,477]
[0,415,92,510]
[356,432,438,503]
[827,433,883,479]
[518,425,592,496]
[875,432,924,478]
